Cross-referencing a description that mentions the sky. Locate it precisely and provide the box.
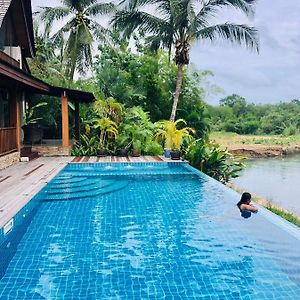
[31,0,300,105]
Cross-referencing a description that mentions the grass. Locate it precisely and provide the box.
[227,183,300,228]
[210,131,300,147]
[265,202,300,227]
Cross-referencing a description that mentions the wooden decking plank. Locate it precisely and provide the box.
[24,164,45,176]
[0,176,11,183]
[0,157,72,228]
[71,156,81,162]
[153,156,163,161]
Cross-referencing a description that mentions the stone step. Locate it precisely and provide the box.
[41,180,129,202]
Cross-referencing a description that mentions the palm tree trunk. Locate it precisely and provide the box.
[170,64,184,122]
[69,62,76,81]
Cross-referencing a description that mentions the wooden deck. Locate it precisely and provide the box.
[0,155,174,228]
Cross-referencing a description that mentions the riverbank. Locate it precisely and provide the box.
[227,182,300,227]
[210,132,300,157]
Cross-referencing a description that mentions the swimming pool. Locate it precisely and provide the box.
[0,162,299,299]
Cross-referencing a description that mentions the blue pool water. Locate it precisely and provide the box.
[0,162,300,299]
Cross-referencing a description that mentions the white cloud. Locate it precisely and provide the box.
[190,0,300,104]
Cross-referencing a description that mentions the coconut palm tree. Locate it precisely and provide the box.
[113,0,259,121]
[36,0,115,80]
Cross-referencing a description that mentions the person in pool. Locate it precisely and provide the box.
[237,192,258,219]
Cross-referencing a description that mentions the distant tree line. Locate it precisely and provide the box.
[208,94,300,135]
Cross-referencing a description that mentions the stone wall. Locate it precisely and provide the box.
[32,145,70,156]
[0,152,20,170]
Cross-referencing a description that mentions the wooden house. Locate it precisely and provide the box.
[0,0,94,169]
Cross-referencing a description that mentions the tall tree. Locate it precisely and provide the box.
[113,0,259,121]
[36,0,114,81]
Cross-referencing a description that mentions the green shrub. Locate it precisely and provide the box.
[282,124,297,136]
[144,141,163,156]
[71,134,99,156]
[185,139,244,183]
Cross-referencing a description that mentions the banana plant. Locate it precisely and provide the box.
[23,102,48,125]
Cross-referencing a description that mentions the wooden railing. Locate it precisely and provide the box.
[0,127,17,156]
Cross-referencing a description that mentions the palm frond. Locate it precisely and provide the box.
[51,19,74,44]
[119,0,153,10]
[112,10,167,39]
[84,2,116,16]
[63,0,96,11]
[36,6,70,29]
[195,0,256,28]
[90,21,113,44]
[197,23,259,52]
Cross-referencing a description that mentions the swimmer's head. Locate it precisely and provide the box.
[240,192,251,204]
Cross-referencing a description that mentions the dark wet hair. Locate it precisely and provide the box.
[237,192,251,208]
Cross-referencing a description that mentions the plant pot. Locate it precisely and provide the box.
[170,150,181,160]
[163,148,171,158]
[132,149,141,157]
[118,148,129,157]
[22,125,43,145]
[97,149,107,157]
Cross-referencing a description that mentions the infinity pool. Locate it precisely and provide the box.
[0,163,299,299]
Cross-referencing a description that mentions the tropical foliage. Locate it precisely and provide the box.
[185,139,244,183]
[156,119,195,150]
[36,0,114,80]
[92,116,118,148]
[113,0,259,121]
[23,102,48,125]
[71,134,99,156]
[94,47,211,136]
[26,2,268,183]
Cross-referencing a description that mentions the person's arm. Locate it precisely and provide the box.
[240,204,258,212]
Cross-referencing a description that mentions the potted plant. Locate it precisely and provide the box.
[92,116,118,157]
[113,133,131,157]
[156,119,195,160]
[122,106,154,157]
[22,102,47,144]
[132,139,142,157]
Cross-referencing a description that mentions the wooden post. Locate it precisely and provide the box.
[61,93,69,147]
[74,101,80,141]
[10,91,21,151]
[15,95,20,151]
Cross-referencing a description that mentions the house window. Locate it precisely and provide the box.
[0,88,10,127]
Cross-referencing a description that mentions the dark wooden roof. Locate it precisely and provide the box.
[0,57,95,103]
[0,1,12,27]
[50,86,95,103]
[0,0,35,57]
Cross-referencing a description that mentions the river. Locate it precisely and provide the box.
[231,153,300,216]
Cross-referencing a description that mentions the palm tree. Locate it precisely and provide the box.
[113,0,259,121]
[36,0,115,80]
